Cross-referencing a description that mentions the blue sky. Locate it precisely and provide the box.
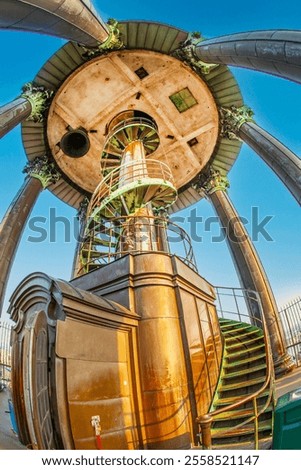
[0,0,300,318]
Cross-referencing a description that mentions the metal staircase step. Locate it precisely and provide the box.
[219,376,265,392]
[224,330,263,343]
[224,351,267,367]
[213,405,273,422]
[197,317,274,450]
[211,436,272,450]
[214,389,270,407]
[223,362,267,379]
[226,343,265,359]
[221,324,255,333]
[211,419,272,439]
[226,336,264,351]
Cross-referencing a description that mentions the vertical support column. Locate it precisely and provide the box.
[0,82,53,139]
[195,170,294,375]
[133,256,192,449]
[219,105,301,205]
[0,157,60,316]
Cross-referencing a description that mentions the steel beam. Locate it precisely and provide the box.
[0,98,31,139]
[195,30,301,84]
[0,0,109,46]
[239,122,301,205]
[0,177,42,316]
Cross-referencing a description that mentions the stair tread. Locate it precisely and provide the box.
[224,330,262,342]
[211,421,272,438]
[215,389,270,406]
[227,343,265,358]
[213,405,273,421]
[219,376,265,392]
[224,352,267,368]
[223,362,267,378]
[226,337,264,350]
[221,324,257,333]
[209,436,272,450]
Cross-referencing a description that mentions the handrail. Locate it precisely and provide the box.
[78,214,198,274]
[102,117,159,157]
[197,288,274,450]
[90,159,175,210]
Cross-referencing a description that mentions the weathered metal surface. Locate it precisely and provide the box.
[239,122,301,205]
[9,272,141,449]
[208,188,294,376]
[21,21,243,211]
[57,319,140,449]
[72,252,220,448]
[47,50,219,193]
[195,30,301,84]
[0,177,42,317]
[21,311,55,449]
[0,0,109,46]
[0,97,31,138]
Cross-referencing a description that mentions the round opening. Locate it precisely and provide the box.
[107,110,157,134]
[60,129,90,158]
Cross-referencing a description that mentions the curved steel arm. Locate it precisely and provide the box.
[0,0,109,46]
[239,121,301,205]
[195,30,301,84]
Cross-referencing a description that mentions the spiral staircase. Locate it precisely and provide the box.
[79,112,178,273]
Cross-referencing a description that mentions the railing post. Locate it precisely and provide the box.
[197,414,213,449]
[253,397,259,450]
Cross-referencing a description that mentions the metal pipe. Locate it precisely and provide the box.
[0,98,32,139]
[197,414,213,449]
[239,122,301,205]
[0,176,43,316]
[0,0,110,46]
[195,30,301,84]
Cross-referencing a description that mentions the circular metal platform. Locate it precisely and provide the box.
[21,21,244,211]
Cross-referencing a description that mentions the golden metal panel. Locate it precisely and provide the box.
[56,319,127,363]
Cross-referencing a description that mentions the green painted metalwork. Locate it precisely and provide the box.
[194,169,230,195]
[220,105,254,140]
[21,21,244,210]
[91,177,177,219]
[21,82,53,123]
[169,87,198,113]
[81,19,124,58]
[172,31,220,75]
[23,156,61,189]
[77,196,90,222]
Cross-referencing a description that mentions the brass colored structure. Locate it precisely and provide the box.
[0,0,300,452]
[9,264,221,449]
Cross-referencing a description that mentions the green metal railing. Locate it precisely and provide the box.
[197,287,275,450]
[79,214,197,274]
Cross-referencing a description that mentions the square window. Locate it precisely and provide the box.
[134,67,149,79]
[169,88,198,113]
